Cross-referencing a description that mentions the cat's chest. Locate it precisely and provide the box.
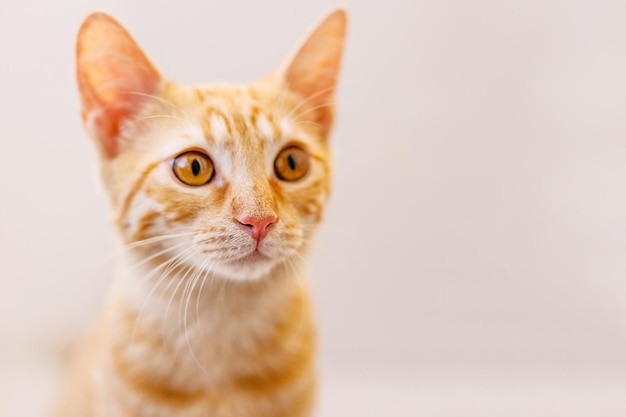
[100,284,314,417]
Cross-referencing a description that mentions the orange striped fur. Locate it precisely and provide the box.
[54,9,346,417]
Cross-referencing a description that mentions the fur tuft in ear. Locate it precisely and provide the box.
[76,12,162,158]
[282,9,347,132]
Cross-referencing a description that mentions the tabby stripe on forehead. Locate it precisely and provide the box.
[249,106,259,127]
[230,113,249,138]
[115,161,161,227]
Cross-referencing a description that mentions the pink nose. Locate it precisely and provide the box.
[236,215,277,241]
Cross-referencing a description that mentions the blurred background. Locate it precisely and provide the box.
[2,0,626,415]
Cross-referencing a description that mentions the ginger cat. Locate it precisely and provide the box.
[54,9,346,417]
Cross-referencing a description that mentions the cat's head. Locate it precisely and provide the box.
[76,11,347,281]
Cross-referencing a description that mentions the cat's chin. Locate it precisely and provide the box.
[209,252,282,282]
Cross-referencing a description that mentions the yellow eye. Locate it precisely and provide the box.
[172,151,214,186]
[274,146,310,182]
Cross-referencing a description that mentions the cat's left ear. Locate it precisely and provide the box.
[281,9,347,132]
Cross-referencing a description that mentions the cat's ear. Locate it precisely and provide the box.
[282,9,347,132]
[76,13,162,158]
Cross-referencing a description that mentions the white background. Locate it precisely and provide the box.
[2,0,626,415]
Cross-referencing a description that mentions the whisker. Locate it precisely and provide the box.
[283,255,307,335]
[127,240,192,279]
[291,101,335,122]
[123,92,194,119]
[285,85,336,121]
[130,247,195,342]
[161,253,198,336]
[183,258,210,374]
[122,229,195,250]
[121,114,194,130]
[195,260,215,326]
[77,231,194,286]
[291,119,327,132]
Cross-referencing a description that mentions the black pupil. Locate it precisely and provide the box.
[287,154,297,171]
[191,159,201,176]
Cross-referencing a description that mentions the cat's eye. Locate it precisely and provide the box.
[274,146,310,182]
[172,151,214,186]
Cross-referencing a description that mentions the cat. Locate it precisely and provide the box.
[53,9,346,417]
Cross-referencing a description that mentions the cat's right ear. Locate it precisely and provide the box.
[76,13,162,158]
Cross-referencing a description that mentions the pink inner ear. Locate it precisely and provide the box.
[283,10,347,131]
[76,13,162,158]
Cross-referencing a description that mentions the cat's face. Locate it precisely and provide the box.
[106,82,332,280]
[76,12,346,280]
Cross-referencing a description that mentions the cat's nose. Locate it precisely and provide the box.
[236,215,277,241]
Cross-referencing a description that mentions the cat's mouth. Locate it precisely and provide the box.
[209,247,278,281]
